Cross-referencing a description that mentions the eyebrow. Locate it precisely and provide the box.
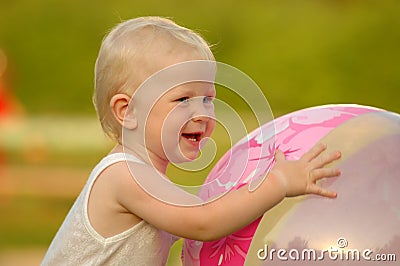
[168,82,215,97]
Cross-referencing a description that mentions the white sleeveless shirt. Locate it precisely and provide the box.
[41,153,178,266]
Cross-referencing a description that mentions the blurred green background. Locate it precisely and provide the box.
[0,0,399,265]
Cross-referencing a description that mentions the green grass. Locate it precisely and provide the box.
[0,195,74,248]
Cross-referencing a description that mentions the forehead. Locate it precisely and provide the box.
[143,37,208,76]
[131,49,216,114]
[165,81,216,96]
[126,27,209,75]
[124,27,215,96]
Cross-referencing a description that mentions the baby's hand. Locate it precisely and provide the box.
[271,143,341,198]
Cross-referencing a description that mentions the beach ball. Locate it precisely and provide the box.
[183,104,400,265]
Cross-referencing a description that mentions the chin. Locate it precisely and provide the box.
[185,154,199,161]
[182,151,201,162]
[167,151,199,164]
[180,152,199,162]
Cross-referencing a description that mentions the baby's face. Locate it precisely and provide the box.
[145,81,216,163]
[124,37,216,166]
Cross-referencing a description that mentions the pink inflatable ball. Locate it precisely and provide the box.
[183,104,382,266]
[246,111,400,265]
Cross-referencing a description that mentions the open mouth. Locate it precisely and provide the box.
[181,132,203,142]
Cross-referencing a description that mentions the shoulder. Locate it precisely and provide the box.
[99,159,148,192]
[98,159,155,207]
[87,159,148,236]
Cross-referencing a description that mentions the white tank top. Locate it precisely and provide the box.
[41,153,178,266]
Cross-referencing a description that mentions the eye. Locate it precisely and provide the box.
[203,96,214,104]
[176,97,190,103]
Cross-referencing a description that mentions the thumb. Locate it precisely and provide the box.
[274,150,286,162]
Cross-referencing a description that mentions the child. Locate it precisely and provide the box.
[42,17,341,265]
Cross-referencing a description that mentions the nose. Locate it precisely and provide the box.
[192,114,213,123]
[191,98,215,122]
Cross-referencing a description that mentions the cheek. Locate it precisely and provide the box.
[206,119,216,136]
[161,111,188,144]
[144,111,168,150]
[144,113,161,137]
[161,123,180,144]
[163,108,190,130]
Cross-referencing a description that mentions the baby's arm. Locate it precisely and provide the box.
[116,143,340,241]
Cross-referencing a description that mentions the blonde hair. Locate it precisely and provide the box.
[93,16,215,141]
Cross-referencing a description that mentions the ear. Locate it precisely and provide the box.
[110,93,137,130]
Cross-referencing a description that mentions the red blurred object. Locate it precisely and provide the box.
[0,83,15,118]
[0,49,19,118]
[0,48,20,165]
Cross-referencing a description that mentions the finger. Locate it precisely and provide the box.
[274,150,286,162]
[312,150,341,168]
[311,167,341,181]
[301,143,327,162]
[308,184,337,198]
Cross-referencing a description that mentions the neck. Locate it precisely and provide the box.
[111,144,169,174]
